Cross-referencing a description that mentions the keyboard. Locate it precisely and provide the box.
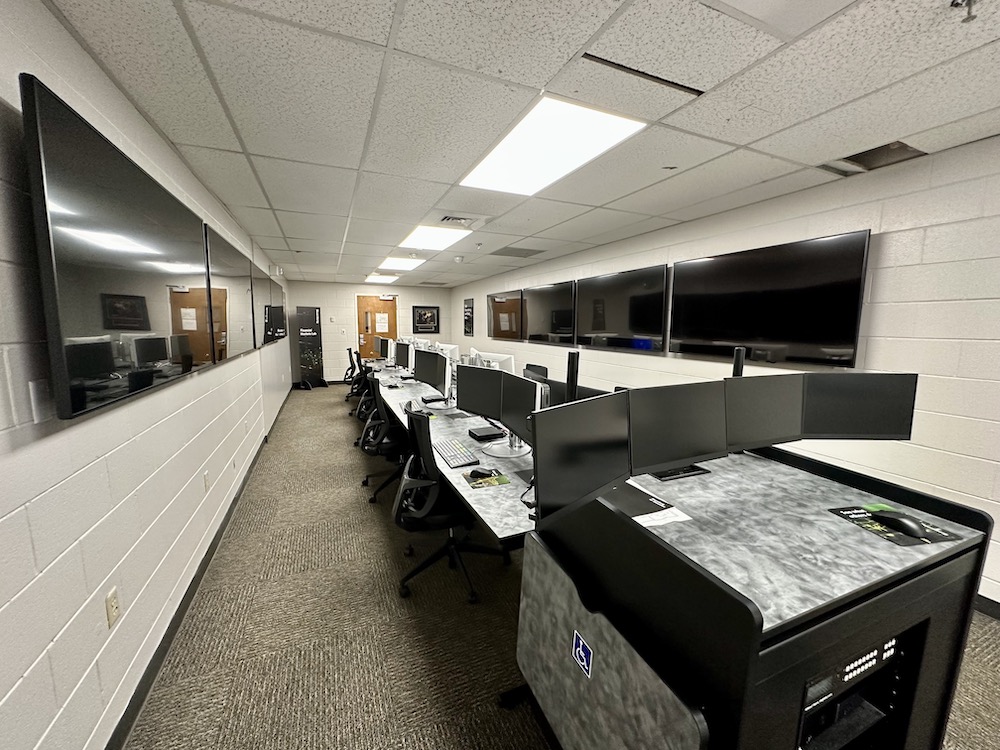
[433,438,480,469]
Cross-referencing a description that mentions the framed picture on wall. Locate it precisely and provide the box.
[413,305,440,334]
[463,298,474,336]
[101,293,150,330]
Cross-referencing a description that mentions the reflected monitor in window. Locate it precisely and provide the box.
[65,341,115,380]
[134,336,168,367]
[170,334,192,364]
[628,381,728,479]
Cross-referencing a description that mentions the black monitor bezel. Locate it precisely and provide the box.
[456,364,503,421]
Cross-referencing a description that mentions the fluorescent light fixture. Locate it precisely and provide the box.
[379,257,426,271]
[460,97,645,196]
[365,273,398,284]
[57,227,159,254]
[147,261,205,274]
[399,225,471,251]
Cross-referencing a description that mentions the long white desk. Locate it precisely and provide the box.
[371,367,536,545]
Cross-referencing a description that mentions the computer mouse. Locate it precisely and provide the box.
[470,468,495,479]
[870,510,926,538]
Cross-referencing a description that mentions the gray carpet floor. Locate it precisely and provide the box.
[123,385,1000,750]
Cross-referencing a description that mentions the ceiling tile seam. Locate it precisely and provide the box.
[579,53,705,96]
[745,36,1000,161]
[37,0,255,255]
[527,206,659,240]
[387,47,539,95]
[538,0,642,91]
[335,0,409,274]
[173,0,286,259]
[190,0,389,53]
[904,104,1000,143]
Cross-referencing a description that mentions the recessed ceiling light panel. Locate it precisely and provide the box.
[365,273,398,284]
[379,257,426,271]
[460,97,645,196]
[399,225,472,251]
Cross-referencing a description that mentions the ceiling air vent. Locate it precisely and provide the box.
[440,216,475,225]
[823,141,927,175]
[419,281,448,286]
[492,247,543,258]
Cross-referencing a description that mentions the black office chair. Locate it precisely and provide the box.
[358,376,409,502]
[392,404,509,604]
[346,349,369,403]
[128,369,156,393]
[341,347,357,384]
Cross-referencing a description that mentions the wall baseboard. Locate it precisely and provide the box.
[103,437,267,750]
[974,594,1000,622]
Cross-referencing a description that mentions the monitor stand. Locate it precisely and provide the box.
[424,395,454,410]
[651,464,710,481]
[483,433,531,459]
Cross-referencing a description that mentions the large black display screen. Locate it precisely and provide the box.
[523,281,575,346]
[21,74,212,418]
[576,265,667,352]
[669,231,870,367]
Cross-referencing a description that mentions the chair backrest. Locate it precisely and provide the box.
[392,404,450,525]
[361,376,393,452]
[405,403,444,485]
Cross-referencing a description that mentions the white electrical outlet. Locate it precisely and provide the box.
[105,587,121,628]
[244,420,249,434]
[203,471,210,493]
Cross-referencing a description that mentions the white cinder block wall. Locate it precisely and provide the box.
[451,136,1000,604]
[286,282,454,381]
[0,3,290,750]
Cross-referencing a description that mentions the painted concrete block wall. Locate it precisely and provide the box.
[286,281,453,381]
[0,3,289,749]
[451,135,1000,604]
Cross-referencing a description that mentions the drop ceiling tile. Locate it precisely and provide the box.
[345,218,414,246]
[335,274,366,283]
[364,54,536,183]
[436,186,526,219]
[230,206,282,235]
[665,0,1000,145]
[177,145,267,207]
[53,0,240,149]
[252,235,290,250]
[333,255,379,271]
[547,57,695,121]
[260,249,300,265]
[251,156,355,214]
[510,238,593,253]
[285,250,341,265]
[395,0,621,88]
[416,261,486,276]
[751,41,1000,166]
[533,244,595,261]
[286,238,344,253]
[589,0,782,91]
[608,149,798,215]
[352,173,450,223]
[904,107,1000,155]
[467,254,521,267]
[218,0,395,44]
[665,168,840,221]
[700,0,857,39]
[537,208,649,242]
[485,199,591,235]
[342,243,398,258]
[540,126,732,206]
[185,1,383,167]
[276,211,348,240]
[446,230,525,255]
[583,216,678,245]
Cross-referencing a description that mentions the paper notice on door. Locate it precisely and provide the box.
[499,313,510,331]
[375,312,389,333]
[180,307,197,330]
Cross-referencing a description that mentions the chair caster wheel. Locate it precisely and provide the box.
[368,496,378,504]
[399,584,411,598]
[361,478,369,487]
[404,545,415,557]
[468,592,479,605]
[353,438,360,447]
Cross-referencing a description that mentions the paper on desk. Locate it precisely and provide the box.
[625,477,692,527]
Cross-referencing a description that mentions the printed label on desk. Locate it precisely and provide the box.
[830,507,960,546]
[572,630,592,679]
[632,507,692,529]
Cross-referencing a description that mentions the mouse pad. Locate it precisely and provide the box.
[462,469,510,489]
[830,507,960,546]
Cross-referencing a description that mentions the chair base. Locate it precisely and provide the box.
[399,530,508,604]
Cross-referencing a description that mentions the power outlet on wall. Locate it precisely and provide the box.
[105,587,121,628]
[203,471,210,493]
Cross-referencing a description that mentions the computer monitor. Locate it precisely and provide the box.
[413,348,450,397]
[65,341,115,379]
[378,336,391,360]
[413,338,431,349]
[801,372,917,439]
[628,381,728,477]
[531,390,631,520]
[395,341,412,370]
[524,364,548,378]
[435,342,460,361]
[521,371,608,406]
[170,334,192,364]
[724,374,805,451]
[500,371,544,445]
[373,335,384,358]
[456,364,502,421]
[470,347,515,374]
[134,337,169,367]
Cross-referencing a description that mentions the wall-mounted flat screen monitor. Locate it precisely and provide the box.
[523,281,575,346]
[724,374,805,452]
[20,74,211,418]
[500,371,544,445]
[531,391,630,520]
[395,342,412,370]
[487,291,523,340]
[669,230,870,367]
[413,349,450,396]
[628,381,728,476]
[456,364,502,421]
[576,266,668,353]
[206,226,254,361]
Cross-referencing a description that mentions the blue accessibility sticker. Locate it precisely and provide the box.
[572,630,593,679]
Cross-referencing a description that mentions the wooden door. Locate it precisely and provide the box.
[210,288,228,361]
[356,295,397,359]
[169,288,213,364]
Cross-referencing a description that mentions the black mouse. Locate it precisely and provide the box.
[470,468,495,479]
[870,510,926,538]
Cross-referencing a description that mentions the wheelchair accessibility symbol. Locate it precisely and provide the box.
[572,630,593,679]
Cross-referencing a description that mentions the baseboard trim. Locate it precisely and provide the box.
[974,594,1000,622]
[104,437,267,750]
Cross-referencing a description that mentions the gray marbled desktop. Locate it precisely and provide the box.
[518,533,706,750]
[375,370,536,542]
[625,454,981,633]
